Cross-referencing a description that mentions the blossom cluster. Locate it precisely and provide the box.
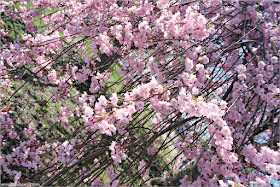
[0,0,279,186]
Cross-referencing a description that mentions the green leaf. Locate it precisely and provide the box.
[235,182,242,187]
[12,84,18,89]
[193,97,201,101]
[98,117,103,122]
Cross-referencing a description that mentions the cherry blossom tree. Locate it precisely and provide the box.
[1,0,279,186]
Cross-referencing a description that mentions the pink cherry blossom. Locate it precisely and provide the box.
[1,1,279,186]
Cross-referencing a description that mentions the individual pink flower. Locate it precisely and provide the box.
[2,50,11,59]
[238,73,246,81]
[84,106,93,116]
[109,141,117,152]
[192,87,199,95]
[216,87,223,94]
[236,64,246,73]
[48,70,58,84]
[111,155,122,164]
[107,124,117,136]
[91,178,103,186]
[254,177,267,186]
[198,56,209,64]
[180,176,190,187]
[228,153,238,163]
[147,146,158,155]
[110,93,118,106]
[14,171,21,182]
[258,61,266,68]
[98,95,108,107]
[221,126,231,136]
[163,171,170,179]
[265,164,277,174]
[220,100,227,110]
[136,101,144,110]
[139,160,149,177]
[271,56,278,64]
[267,65,274,71]
[185,58,194,71]
[196,64,204,71]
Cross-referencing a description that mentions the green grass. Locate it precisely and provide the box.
[33,95,40,100]
[15,92,23,98]
[11,84,18,89]
[106,63,125,94]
